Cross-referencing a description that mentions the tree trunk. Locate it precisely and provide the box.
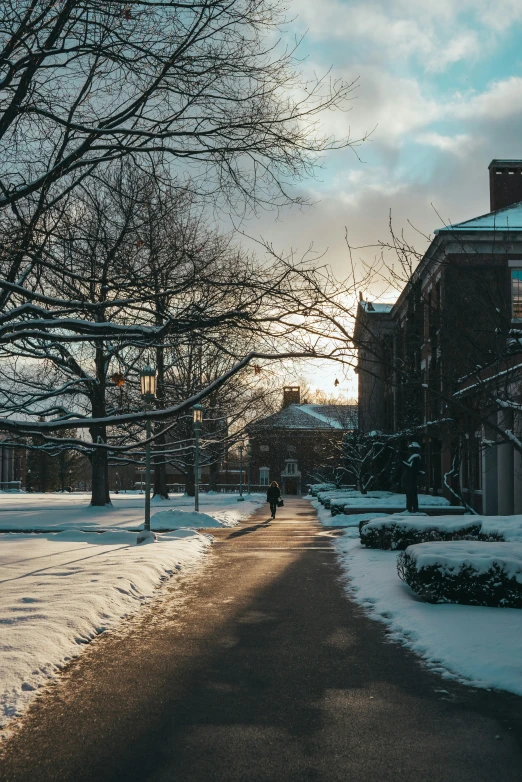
[185,467,195,497]
[208,460,219,492]
[89,378,110,506]
[90,438,110,505]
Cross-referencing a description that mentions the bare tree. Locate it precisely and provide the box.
[0,0,359,216]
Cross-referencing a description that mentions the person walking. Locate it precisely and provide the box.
[266,481,281,519]
[403,442,421,513]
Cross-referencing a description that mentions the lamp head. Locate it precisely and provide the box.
[193,404,203,426]
[140,365,157,400]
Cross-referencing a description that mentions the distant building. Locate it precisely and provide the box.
[247,386,357,495]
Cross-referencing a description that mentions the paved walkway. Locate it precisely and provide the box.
[1,498,522,781]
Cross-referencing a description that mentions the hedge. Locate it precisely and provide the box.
[359,517,501,550]
[397,546,522,607]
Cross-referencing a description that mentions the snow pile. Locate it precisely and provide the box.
[150,509,225,529]
[0,528,211,731]
[334,531,522,695]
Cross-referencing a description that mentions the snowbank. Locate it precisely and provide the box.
[0,491,265,532]
[150,509,225,529]
[0,528,211,731]
[334,530,522,695]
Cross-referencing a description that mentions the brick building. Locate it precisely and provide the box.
[355,159,522,514]
[247,387,357,495]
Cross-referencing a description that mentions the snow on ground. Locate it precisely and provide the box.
[150,509,227,529]
[0,492,265,732]
[0,528,211,731]
[0,491,265,532]
[310,498,389,528]
[330,525,522,696]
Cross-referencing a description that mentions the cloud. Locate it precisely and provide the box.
[290,0,481,71]
[453,77,522,121]
[415,132,478,156]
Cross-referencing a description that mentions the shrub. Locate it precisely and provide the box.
[359,517,500,550]
[308,483,335,497]
[398,545,522,607]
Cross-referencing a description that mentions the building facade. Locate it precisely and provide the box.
[355,159,522,514]
[247,386,357,495]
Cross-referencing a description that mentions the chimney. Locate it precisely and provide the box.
[489,160,522,212]
[283,386,300,407]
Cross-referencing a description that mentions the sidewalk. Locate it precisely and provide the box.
[1,498,521,781]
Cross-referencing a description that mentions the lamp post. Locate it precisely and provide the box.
[247,442,252,495]
[193,404,203,512]
[237,439,245,501]
[26,468,31,493]
[138,365,156,543]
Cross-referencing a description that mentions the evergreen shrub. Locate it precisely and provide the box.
[359,520,501,550]
[397,549,522,607]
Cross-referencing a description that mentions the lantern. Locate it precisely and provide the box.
[140,365,157,399]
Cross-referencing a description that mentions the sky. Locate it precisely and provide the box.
[235,0,522,398]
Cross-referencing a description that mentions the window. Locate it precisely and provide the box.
[286,462,296,474]
[287,444,296,454]
[259,467,269,486]
[260,445,269,453]
[512,269,522,319]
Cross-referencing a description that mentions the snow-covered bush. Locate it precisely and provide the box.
[359,515,498,550]
[397,542,522,607]
[308,483,336,497]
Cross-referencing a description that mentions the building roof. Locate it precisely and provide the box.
[435,201,522,234]
[251,404,358,431]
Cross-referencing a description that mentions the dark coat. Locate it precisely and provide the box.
[266,485,281,503]
[403,452,421,487]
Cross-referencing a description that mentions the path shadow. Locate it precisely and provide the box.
[227,520,272,538]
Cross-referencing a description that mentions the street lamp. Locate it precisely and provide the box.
[137,365,156,544]
[247,442,252,495]
[26,468,31,494]
[193,404,203,512]
[237,439,245,501]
